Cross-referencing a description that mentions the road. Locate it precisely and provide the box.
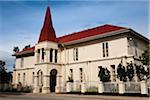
[0,93,149,100]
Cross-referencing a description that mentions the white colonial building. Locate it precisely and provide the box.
[12,6,149,94]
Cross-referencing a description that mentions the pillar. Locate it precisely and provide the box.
[33,76,40,93]
[35,50,38,64]
[73,81,78,92]
[118,81,125,94]
[45,48,50,63]
[42,75,50,93]
[81,82,86,93]
[140,80,148,94]
[98,81,104,93]
[66,82,73,92]
[55,75,62,93]
[122,56,127,67]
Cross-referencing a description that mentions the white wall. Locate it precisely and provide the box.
[64,37,128,64]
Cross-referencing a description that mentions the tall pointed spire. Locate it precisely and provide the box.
[38,6,57,43]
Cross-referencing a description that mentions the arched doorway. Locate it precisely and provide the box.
[50,69,57,92]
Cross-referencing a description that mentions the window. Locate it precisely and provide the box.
[106,42,109,57]
[33,72,34,84]
[73,48,78,61]
[102,43,105,57]
[79,68,83,82]
[50,49,53,62]
[18,73,20,83]
[23,73,25,84]
[102,42,109,57]
[37,49,40,63]
[55,50,58,63]
[70,69,73,79]
[42,48,44,60]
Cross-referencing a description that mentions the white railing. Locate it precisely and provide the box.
[124,82,141,93]
[103,82,119,93]
[86,81,99,92]
[65,81,148,95]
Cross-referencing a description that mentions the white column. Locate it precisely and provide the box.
[56,75,62,93]
[42,75,50,93]
[33,76,40,93]
[98,81,104,93]
[118,81,125,94]
[73,81,78,91]
[35,50,38,64]
[140,80,148,94]
[122,56,127,67]
[58,50,61,63]
[81,82,86,93]
[45,48,49,63]
[66,82,73,92]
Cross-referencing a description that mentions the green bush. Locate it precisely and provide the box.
[86,86,98,92]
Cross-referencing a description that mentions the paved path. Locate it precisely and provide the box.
[0,93,149,100]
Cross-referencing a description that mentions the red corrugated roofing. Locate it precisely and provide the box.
[15,46,35,55]
[38,6,57,43]
[57,24,126,43]
[15,24,126,55]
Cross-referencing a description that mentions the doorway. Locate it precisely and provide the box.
[50,69,57,92]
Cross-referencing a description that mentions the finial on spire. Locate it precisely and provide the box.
[47,0,50,6]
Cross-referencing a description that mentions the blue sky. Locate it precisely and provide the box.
[0,0,149,71]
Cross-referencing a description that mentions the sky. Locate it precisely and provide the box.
[0,0,149,71]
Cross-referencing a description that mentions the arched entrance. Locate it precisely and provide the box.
[50,69,57,92]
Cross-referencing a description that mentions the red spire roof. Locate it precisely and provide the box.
[38,6,57,43]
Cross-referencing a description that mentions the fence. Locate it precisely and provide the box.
[124,82,141,93]
[65,81,148,95]
[103,82,119,93]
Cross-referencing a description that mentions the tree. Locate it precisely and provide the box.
[135,64,148,81]
[126,62,134,81]
[0,60,12,84]
[117,63,126,81]
[98,66,110,82]
[13,46,20,53]
[141,47,149,66]
[23,45,30,50]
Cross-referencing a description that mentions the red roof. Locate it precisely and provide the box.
[15,46,35,55]
[15,24,126,55]
[38,6,57,43]
[57,24,126,43]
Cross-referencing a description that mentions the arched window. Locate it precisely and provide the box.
[37,70,43,86]
[23,73,25,84]
[33,72,34,84]
[18,73,20,83]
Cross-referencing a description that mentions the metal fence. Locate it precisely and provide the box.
[65,81,149,94]
[103,82,119,93]
[86,81,98,92]
[124,82,141,93]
